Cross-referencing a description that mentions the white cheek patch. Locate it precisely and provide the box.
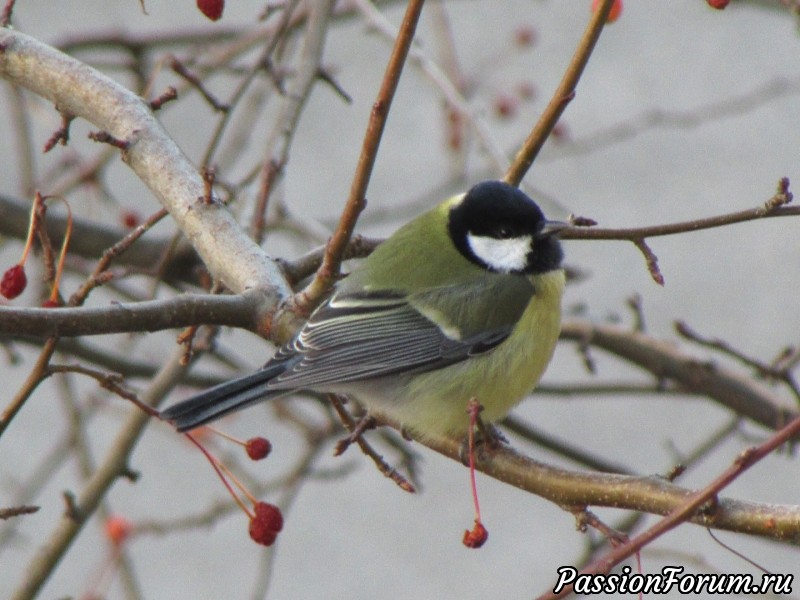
[466,233,531,273]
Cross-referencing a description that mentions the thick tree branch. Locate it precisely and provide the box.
[381,413,800,543]
[0,28,290,301]
[0,291,264,338]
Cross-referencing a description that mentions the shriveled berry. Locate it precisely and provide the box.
[1,264,27,299]
[245,437,272,461]
[105,515,133,547]
[41,299,60,308]
[462,521,488,549]
[197,0,224,21]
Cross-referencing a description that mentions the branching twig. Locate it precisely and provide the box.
[328,394,416,493]
[47,363,159,417]
[0,27,291,298]
[199,0,301,168]
[251,0,335,244]
[0,505,38,520]
[560,320,798,431]
[561,184,796,241]
[538,415,800,600]
[9,348,191,600]
[373,412,800,543]
[0,194,202,283]
[676,320,800,401]
[354,0,509,174]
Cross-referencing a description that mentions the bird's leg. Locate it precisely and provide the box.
[476,418,508,451]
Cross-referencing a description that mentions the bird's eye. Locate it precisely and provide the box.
[495,227,514,239]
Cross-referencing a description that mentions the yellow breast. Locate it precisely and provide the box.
[392,269,565,438]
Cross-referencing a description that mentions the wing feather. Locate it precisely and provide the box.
[267,289,513,390]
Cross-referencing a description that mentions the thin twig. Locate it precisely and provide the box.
[9,348,191,600]
[561,186,796,241]
[538,415,800,600]
[676,320,800,401]
[295,0,426,312]
[0,338,59,440]
[327,394,415,493]
[251,0,335,244]
[560,320,798,431]
[503,0,615,186]
[0,505,39,520]
[199,0,301,168]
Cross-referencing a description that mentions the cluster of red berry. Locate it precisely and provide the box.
[249,501,284,546]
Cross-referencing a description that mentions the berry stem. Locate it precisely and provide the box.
[466,399,482,524]
[184,432,253,519]
[19,192,44,266]
[216,459,259,505]
[205,424,245,447]
[42,195,73,304]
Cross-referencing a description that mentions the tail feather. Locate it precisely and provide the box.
[160,364,289,432]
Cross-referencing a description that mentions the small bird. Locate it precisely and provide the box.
[161,180,567,439]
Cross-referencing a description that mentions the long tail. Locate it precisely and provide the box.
[160,363,288,432]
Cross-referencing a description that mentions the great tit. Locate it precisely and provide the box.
[161,180,567,438]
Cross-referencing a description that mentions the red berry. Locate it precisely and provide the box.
[104,515,133,547]
[493,94,518,119]
[591,0,623,23]
[254,501,283,532]
[249,518,278,546]
[121,210,140,229]
[245,437,272,461]
[462,521,488,549]
[249,502,283,546]
[197,0,224,21]
[41,299,60,308]
[706,0,729,8]
[514,26,537,48]
[1,264,27,299]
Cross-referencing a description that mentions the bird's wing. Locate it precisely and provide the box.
[267,290,513,390]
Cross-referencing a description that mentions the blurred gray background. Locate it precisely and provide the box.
[1,1,799,599]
